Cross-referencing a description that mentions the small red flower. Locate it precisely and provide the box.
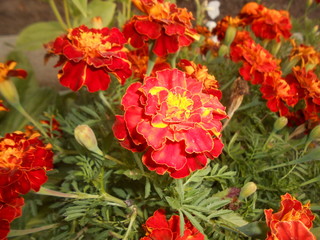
[230,40,279,85]
[113,68,226,178]
[0,196,24,240]
[290,40,320,69]
[0,61,27,83]
[123,0,199,57]
[177,59,222,99]
[46,26,132,92]
[239,2,266,25]
[264,193,316,240]
[0,132,53,201]
[212,16,244,41]
[140,209,204,240]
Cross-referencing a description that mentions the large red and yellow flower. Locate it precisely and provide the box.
[264,193,316,240]
[0,196,24,240]
[123,0,199,57]
[0,132,53,201]
[113,68,226,178]
[230,40,279,85]
[46,26,132,92]
[140,209,204,240]
[177,59,222,99]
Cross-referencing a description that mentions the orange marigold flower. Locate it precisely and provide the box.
[0,196,24,240]
[264,193,316,240]
[140,209,204,240]
[251,8,292,42]
[177,59,222,99]
[239,2,266,25]
[0,132,53,201]
[0,100,8,112]
[290,40,320,69]
[230,40,279,84]
[46,26,132,92]
[212,16,244,41]
[113,68,226,178]
[0,61,27,84]
[127,45,170,80]
[123,0,199,57]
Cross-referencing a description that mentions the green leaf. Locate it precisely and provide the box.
[165,197,181,209]
[71,0,88,17]
[145,178,151,198]
[84,0,116,27]
[219,212,248,227]
[181,209,204,234]
[237,221,269,239]
[178,210,185,237]
[16,21,65,50]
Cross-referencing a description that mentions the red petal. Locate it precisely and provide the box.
[63,44,84,62]
[181,128,213,153]
[59,61,86,91]
[134,20,162,39]
[146,209,169,229]
[84,66,111,92]
[151,141,187,170]
[274,221,316,240]
[124,106,146,145]
[205,137,224,158]
[153,34,179,57]
[164,23,185,36]
[122,82,143,110]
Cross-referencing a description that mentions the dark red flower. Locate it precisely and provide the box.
[113,68,226,178]
[46,26,132,92]
[0,196,24,240]
[123,0,199,57]
[0,132,53,201]
[140,209,204,240]
[264,193,316,240]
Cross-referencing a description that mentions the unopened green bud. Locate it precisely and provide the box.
[271,41,282,56]
[74,124,102,155]
[0,80,20,106]
[273,116,288,131]
[309,125,320,141]
[224,26,237,46]
[218,44,229,57]
[239,182,257,200]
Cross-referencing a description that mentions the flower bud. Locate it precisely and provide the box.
[271,41,281,56]
[273,116,288,131]
[0,80,20,106]
[74,124,103,155]
[239,182,257,200]
[224,26,237,46]
[218,44,229,57]
[309,125,320,141]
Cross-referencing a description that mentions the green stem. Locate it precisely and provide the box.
[8,224,59,237]
[14,103,49,139]
[170,50,180,69]
[63,0,72,28]
[123,206,138,240]
[99,91,116,115]
[262,131,275,151]
[49,0,68,30]
[146,42,157,76]
[104,154,126,166]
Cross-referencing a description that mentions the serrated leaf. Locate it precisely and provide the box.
[71,0,88,17]
[219,212,248,227]
[181,209,204,234]
[16,21,65,50]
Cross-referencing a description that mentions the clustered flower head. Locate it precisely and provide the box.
[113,68,226,178]
[46,25,132,92]
[140,209,204,240]
[123,0,199,57]
[0,131,53,239]
[265,193,316,240]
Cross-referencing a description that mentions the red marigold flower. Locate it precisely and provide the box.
[251,8,292,42]
[0,61,27,83]
[0,132,53,201]
[0,196,24,240]
[123,0,199,57]
[212,16,244,41]
[264,193,316,240]
[239,2,266,25]
[177,59,222,99]
[46,26,132,92]
[140,209,204,240]
[230,40,279,85]
[127,45,170,80]
[0,100,8,112]
[113,68,226,178]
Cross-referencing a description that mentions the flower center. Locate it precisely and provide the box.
[0,140,23,171]
[165,92,193,119]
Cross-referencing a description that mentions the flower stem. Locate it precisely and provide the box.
[8,224,59,237]
[49,0,68,30]
[104,154,126,166]
[146,42,157,76]
[170,50,180,69]
[99,91,116,115]
[123,206,138,240]
[63,0,72,28]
